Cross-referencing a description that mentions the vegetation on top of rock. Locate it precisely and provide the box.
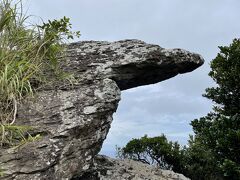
[0,0,80,147]
[118,39,240,180]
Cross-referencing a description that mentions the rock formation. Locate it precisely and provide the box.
[78,155,190,180]
[0,39,204,180]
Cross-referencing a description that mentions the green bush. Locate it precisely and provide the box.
[117,135,185,172]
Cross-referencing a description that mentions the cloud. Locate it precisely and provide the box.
[101,111,196,156]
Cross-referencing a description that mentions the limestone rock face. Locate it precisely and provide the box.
[0,40,204,180]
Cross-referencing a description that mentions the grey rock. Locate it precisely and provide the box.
[0,40,203,180]
[84,155,190,180]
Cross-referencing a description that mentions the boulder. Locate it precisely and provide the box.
[78,155,190,180]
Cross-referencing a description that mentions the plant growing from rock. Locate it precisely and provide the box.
[0,0,80,147]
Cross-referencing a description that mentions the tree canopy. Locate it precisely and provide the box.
[189,39,240,179]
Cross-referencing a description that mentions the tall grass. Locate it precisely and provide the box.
[0,0,80,147]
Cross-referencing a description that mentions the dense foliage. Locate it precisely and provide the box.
[187,39,240,179]
[204,39,240,116]
[118,39,240,180]
[0,0,80,147]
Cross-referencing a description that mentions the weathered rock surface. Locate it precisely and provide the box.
[78,155,190,180]
[0,39,204,180]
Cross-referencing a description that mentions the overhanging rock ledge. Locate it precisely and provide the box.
[0,39,204,180]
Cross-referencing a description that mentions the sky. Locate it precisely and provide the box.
[26,0,240,157]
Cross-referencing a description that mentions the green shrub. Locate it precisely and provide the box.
[117,135,185,172]
[0,0,80,147]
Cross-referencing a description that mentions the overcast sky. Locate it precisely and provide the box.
[27,0,240,157]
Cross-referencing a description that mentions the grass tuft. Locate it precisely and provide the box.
[0,0,80,147]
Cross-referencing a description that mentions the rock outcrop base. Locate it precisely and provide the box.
[77,155,190,180]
